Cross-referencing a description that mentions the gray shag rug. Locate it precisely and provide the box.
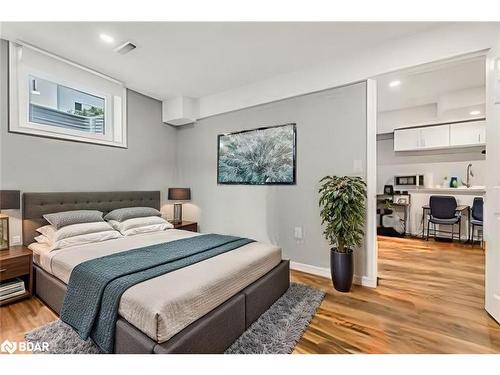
[225,283,324,354]
[25,320,101,354]
[25,282,324,354]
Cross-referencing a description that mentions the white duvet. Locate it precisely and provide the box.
[32,229,282,343]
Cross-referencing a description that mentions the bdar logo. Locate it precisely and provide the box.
[1,339,17,354]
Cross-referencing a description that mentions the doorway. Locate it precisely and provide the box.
[374,55,486,245]
[369,53,496,321]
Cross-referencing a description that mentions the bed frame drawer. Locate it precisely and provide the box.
[0,255,30,282]
[241,259,290,328]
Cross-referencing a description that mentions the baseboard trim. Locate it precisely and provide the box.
[355,275,377,288]
[290,261,330,279]
[290,261,377,288]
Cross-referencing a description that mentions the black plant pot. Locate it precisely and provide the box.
[330,248,354,292]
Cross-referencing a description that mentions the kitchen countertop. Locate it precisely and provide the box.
[406,187,486,194]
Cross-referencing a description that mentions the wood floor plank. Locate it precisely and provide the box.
[0,236,498,354]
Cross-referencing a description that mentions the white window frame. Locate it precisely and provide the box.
[9,41,127,148]
[26,73,110,141]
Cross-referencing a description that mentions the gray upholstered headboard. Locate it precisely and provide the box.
[22,191,160,246]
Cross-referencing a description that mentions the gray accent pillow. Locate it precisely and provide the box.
[43,210,104,229]
[104,207,161,222]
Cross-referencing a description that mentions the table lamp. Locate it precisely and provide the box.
[168,188,191,224]
[0,190,20,250]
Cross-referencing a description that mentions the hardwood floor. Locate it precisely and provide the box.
[292,236,500,353]
[0,295,57,353]
[0,236,498,354]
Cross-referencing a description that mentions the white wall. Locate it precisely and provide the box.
[0,39,178,245]
[58,85,104,113]
[378,88,487,135]
[378,104,437,134]
[30,77,58,108]
[176,83,369,280]
[438,86,484,115]
[198,23,500,118]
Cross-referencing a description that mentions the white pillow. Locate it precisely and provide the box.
[34,234,51,244]
[28,242,51,256]
[120,223,172,236]
[36,221,115,243]
[48,230,122,251]
[108,216,173,234]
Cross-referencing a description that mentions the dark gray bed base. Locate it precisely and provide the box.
[24,191,290,353]
[34,259,290,354]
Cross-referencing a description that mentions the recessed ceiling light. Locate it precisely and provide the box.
[389,80,401,88]
[114,41,137,55]
[99,33,115,44]
[469,110,481,116]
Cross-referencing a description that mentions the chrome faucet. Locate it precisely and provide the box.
[464,163,474,188]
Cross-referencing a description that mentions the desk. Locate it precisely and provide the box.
[422,205,470,242]
[377,194,411,235]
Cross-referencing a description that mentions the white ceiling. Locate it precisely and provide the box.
[0,22,443,101]
[377,56,486,112]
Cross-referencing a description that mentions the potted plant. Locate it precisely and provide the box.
[319,176,366,292]
[383,199,394,215]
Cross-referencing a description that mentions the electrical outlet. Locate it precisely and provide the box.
[12,235,21,245]
[294,227,303,240]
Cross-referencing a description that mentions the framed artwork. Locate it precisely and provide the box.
[217,123,296,185]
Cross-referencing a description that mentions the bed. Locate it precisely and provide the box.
[23,191,290,354]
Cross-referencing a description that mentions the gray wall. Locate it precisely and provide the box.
[0,40,177,243]
[176,83,367,274]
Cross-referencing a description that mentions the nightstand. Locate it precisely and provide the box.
[0,246,33,306]
[173,221,198,232]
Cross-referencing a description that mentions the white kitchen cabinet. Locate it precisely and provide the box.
[394,127,420,151]
[418,125,450,149]
[394,120,486,151]
[449,120,486,147]
[394,125,449,151]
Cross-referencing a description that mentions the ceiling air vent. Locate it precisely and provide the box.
[114,41,136,55]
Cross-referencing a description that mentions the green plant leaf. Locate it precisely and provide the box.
[318,175,366,252]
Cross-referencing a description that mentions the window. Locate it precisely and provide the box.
[29,76,106,135]
[9,42,127,148]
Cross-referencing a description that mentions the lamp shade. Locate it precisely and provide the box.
[0,190,20,210]
[168,188,191,201]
